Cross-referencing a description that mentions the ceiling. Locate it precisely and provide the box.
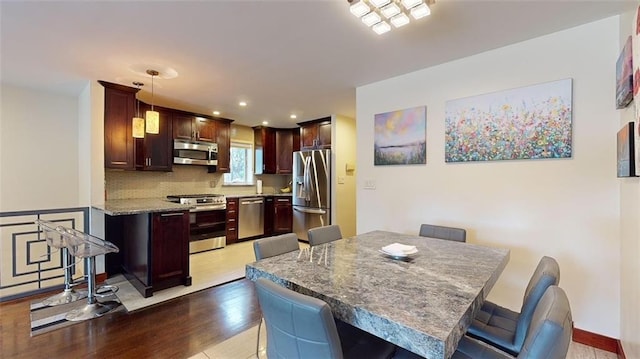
[1,0,635,129]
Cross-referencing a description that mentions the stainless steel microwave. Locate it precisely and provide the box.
[173,139,218,166]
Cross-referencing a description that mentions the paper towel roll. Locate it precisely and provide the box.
[256,179,263,194]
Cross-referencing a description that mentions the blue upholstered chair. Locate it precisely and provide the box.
[253,233,300,260]
[418,224,466,242]
[255,278,397,359]
[394,285,572,359]
[308,224,342,246]
[466,256,560,355]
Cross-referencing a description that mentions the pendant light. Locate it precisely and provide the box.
[145,69,160,134]
[132,82,145,138]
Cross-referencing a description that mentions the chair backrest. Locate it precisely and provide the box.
[518,286,572,359]
[255,278,344,359]
[307,225,342,247]
[419,224,467,242]
[513,256,560,352]
[253,233,300,260]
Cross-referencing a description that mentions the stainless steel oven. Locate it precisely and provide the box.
[167,194,226,254]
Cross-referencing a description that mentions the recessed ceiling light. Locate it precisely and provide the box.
[213,111,220,116]
[290,114,297,119]
[239,101,247,107]
[262,121,269,125]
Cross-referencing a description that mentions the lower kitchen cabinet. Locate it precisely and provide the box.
[273,197,293,234]
[226,198,238,245]
[151,211,191,291]
[264,197,274,236]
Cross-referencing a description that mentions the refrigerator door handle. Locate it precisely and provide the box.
[294,207,327,215]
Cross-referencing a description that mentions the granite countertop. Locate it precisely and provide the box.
[92,199,194,216]
[246,230,510,359]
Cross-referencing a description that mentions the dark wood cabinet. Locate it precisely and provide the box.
[299,117,331,150]
[152,211,191,292]
[264,197,274,236]
[136,104,172,171]
[255,126,297,175]
[276,129,294,174]
[173,114,196,140]
[226,198,239,245]
[172,114,217,143]
[273,197,293,234]
[196,117,216,143]
[100,81,139,170]
[216,120,231,173]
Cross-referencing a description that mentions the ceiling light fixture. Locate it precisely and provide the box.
[239,101,247,107]
[290,114,297,119]
[132,82,145,138]
[213,111,220,116]
[348,0,434,34]
[145,69,160,134]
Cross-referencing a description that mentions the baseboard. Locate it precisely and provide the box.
[573,327,625,358]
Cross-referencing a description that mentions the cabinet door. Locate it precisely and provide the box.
[255,127,276,174]
[226,198,238,245]
[103,83,137,170]
[300,123,318,149]
[196,118,216,142]
[317,121,332,149]
[144,108,173,171]
[264,197,274,236]
[173,114,195,140]
[273,197,293,234]
[276,129,293,174]
[216,120,230,173]
[152,212,189,287]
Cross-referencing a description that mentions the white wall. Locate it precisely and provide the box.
[0,84,80,211]
[618,7,640,358]
[356,17,621,337]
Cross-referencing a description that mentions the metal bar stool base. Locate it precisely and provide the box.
[42,288,88,307]
[64,301,119,322]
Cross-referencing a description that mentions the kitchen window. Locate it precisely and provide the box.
[223,141,254,185]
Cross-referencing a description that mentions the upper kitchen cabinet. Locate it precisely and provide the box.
[254,127,298,175]
[100,80,139,170]
[216,119,232,173]
[173,113,216,143]
[299,117,331,150]
[135,103,173,171]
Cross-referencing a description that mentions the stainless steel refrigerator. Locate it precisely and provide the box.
[292,149,331,241]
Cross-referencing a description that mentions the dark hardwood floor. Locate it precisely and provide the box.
[1,279,261,358]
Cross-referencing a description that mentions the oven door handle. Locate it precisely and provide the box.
[190,206,227,212]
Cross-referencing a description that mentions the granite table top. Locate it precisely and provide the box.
[245,230,510,359]
[92,198,194,216]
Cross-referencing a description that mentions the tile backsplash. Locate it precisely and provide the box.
[106,166,290,200]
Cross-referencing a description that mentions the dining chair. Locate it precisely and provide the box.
[418,224,466,242]
[252,233,301,356]
[307,224,342,246]
[253,232,300,260]
[466,256,560,355]
[254,277,397,359]
[394,285,572,359]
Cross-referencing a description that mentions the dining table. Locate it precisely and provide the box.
[245,230,510,359]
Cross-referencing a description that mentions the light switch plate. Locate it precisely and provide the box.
[364,179,376,190]
[338,176,345,184]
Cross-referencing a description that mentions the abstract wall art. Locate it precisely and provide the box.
[374,106,426,165]
[617,122,636,178]
[616,36,633,109]
[445,78,573,163]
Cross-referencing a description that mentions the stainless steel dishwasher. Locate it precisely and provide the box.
[238,197,265,239]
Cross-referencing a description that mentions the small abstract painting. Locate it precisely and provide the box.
[445,79,572,163]
[616,36,633,109]
[374,106,426,165]
[617,122,636,178]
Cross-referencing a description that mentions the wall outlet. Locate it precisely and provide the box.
[338,176,345,184]
[364,179,376,190]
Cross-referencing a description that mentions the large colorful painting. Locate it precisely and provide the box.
[444,79,572,163]
[374,106,426,165]
[616,36,633,109]
[617,122,636,177]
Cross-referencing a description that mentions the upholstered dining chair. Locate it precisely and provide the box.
[255,278,397,359]
[253,232,300,260]
[394,285,572,359]
[307,224,342,246]
[252,233,300,356]
[418,224,467,242]
[466,256,560,355]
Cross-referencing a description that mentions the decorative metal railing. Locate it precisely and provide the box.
[0,207,89,302]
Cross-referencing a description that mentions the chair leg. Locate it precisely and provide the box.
[256,317,263,358]
[42,247,87,306]
[65,256,119,321]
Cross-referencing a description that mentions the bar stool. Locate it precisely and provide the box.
[59,227,120,321]
[35,220,87,306]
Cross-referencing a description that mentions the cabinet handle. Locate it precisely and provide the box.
[196,131,200,139]
[192,131,195,139]
[160,212,184,217]
[276,198,289,202]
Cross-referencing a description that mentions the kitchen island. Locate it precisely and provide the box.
[93,199,194,298]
